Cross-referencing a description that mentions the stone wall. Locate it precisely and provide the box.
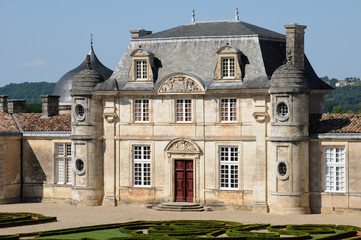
[309,139,361,214]
[0,137,21,204]
[22,137,72,203]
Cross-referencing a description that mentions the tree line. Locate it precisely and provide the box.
[0,82,56,113]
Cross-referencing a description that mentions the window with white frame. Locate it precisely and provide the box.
[324,147,345,192]
[133,145,151,187]
[220,146,239,190]
[136,60,147,80]
[222,58,235,79]
[134,99,149,122]
[221,98,237,122]
[176,99,192,122]
[56,143,72,185]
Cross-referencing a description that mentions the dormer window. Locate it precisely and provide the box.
[136,60,147,80]
[214,46,243,81]
[129,49,155,82]
[222,58,235,79]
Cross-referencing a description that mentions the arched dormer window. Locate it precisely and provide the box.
[128,48,155,81]
[214,46,244,81]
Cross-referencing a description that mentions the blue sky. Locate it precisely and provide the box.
[1,0,360,87]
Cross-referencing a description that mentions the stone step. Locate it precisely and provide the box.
[154,203,205,212]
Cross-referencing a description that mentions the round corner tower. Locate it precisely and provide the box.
[70,54,104,206]
[269,24,311,214]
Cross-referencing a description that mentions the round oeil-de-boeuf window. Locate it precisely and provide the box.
[277,161,289,180]
[74,158,85,175]
[277,102,288,118]
[75,104,85,119]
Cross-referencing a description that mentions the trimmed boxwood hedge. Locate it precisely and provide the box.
[1,218,360,239]
[0,212,56,228]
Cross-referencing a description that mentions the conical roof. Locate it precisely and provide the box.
[270,61,309,93]
[53,43,113,105]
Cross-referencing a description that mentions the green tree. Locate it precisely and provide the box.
[26,103,42,113]
[332,105,344,113]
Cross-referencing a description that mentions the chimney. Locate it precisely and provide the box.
[8,99,26,113]
[130,29,152,39]
[41,95,60,118]
[0,95,8,113]
[284,24,307,70]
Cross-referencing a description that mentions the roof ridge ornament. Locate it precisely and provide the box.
[88,33,94,56]
[86,55,91,69]
[192,9,195,23]
[235,6,239,20]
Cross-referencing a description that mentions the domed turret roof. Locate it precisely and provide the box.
[53,43,113,104]
[270,61,309,93]
[70,56,104,96]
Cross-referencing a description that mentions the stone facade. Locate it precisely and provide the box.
[1,19,361,215]
[0,137,21,204]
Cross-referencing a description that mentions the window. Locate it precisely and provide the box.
[221,98,237,122]
[324,147,345,192]
[214,46,243,81]
[277,102,288,118]
[220,147,239,190]
[56,143,72,185]
[136,60,147,80]
[176,99,192,122]
[222,58,235,79]
[75,104,85,121]
[129,49,155,81]
[134,99,149,122]
[133,145,151,187]
[74,158,85,175]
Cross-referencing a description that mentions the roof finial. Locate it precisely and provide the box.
[235,6,239,20]
[86,54,91,69]
[192,9,195,23]
[90,33,93,46]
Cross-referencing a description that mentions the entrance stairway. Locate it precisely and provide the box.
[154,202,205,212]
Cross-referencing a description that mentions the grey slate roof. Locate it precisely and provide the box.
[140,20,285,40]
[99,20,331,92]
[53,44,113,104]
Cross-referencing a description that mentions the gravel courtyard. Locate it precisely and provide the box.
[1,203,361,235]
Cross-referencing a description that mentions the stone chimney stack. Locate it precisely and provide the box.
[0,95,8,113]
[284,24,307,70]
[130,29,152,39]
[41,95,60,118]
[8,99,26,113]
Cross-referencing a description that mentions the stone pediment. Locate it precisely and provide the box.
[157,74,205,94]
[165,139,201,153]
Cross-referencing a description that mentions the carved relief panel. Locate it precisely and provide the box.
[158,75,204,94]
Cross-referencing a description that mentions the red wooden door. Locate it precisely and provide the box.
[175,160,193,202]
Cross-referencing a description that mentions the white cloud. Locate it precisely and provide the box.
[21,59,47,67]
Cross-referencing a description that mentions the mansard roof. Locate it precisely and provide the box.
[310,114,361,134]
[99,20,331,92]
[14,113,71,132]
[0,112,19,134]
[140,20,285,40]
